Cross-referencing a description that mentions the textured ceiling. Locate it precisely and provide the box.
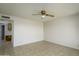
[0,3,79,22]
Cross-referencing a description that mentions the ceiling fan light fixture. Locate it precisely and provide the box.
[32,9,54,19]
[41,15,45,18]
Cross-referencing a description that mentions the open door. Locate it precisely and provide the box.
[0,23,5,47]
[0,23,5,48]
[1,25,5,40]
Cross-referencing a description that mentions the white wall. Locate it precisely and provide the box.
[0,14,44,47]
[12,16,44,47]
[44,14,79,49]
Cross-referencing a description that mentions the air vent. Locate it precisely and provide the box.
[1,16,10,19]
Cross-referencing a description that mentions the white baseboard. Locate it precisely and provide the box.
[45,40,79,50]
[13,40,44,47]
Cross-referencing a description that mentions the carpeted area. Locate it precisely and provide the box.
[13,41,79,56]
[0,41,79,56]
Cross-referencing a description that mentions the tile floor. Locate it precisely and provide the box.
[0,41,79,56]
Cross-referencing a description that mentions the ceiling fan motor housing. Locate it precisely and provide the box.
[41,10,46,15]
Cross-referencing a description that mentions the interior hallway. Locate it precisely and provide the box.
[0,41,79,56]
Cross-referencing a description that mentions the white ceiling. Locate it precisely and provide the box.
[0,3,79,21]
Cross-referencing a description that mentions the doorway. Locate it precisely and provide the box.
[0,20,14,55]
[0,23,5,47]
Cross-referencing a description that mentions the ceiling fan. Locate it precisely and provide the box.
[32,10,55,19]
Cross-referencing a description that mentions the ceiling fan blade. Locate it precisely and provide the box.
[46,14,54,17]
[32,14,41,15]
